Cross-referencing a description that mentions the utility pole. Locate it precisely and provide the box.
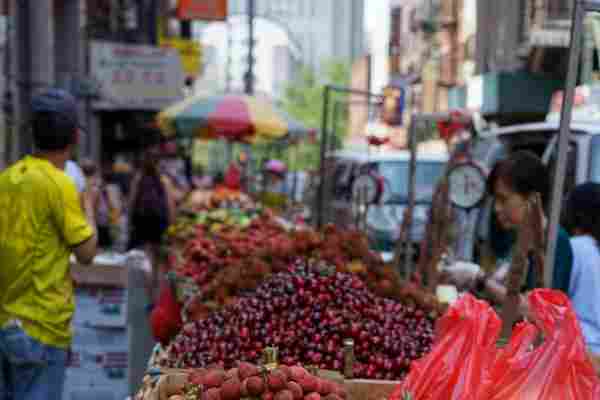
[245,0,255,95]
[226,20,232,92]
[2,0,12,168]
[15,0,32,158]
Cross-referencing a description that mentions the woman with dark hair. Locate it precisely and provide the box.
[448,151,574,304]
[565,183,600,354]
[128,131,176,302]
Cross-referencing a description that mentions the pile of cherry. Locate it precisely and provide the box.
[166,268,435,380]
[179,363,347,400]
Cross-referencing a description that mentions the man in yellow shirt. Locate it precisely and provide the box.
[0,89,98,400]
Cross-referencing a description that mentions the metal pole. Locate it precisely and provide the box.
[245,0,255,95]
[3,0,12,168]
[15,0,31,157]
[226,20,232,92]
[582,16,594,83]
[404,114,417,274]
[331,100,342,153]
[545,1,585,287]
[316,85,331,229]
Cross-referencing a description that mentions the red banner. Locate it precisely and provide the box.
[177,0,228,21]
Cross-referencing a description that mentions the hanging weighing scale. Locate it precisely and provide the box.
[447,161,487,210]
[350,171,384,226]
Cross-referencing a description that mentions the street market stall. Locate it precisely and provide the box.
[156,93,314,212]
[136,176,449,392]
[133,3,600,398]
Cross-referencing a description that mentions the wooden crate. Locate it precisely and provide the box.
[344,379,399,400]
[136,369,400,400]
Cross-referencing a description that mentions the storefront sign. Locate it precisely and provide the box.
[177,0,227,21]
[90,41,184,111]
[529,29,571,48]
[159,37,202,78]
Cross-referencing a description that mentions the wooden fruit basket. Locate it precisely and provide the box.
[135,368,399,400]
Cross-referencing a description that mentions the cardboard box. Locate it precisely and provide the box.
[63,384,130,400]
[71,325,127,350]
[73,286,128,328]
[71,263,128,288]
[64,329,129,400]
[65,348,129,386]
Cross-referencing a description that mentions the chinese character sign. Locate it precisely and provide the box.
[90,41,185,110]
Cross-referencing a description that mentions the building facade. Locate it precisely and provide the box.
[2,0,183,166]
[387,0,576,127]
[227,0,365,70]
[388,0,464,115]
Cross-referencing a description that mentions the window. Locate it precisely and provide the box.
[546,0,572,20]
[547,142,578,198]
[589,135,600,183]
[375,161,446,204]
[330,162,352,200]
[410,8,419,33]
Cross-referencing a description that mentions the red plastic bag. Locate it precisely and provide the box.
[483,289,600,400]
[390,294,501,400]
[390,290,600,400]
[150,281,183,346]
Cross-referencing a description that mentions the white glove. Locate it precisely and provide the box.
[442,261,482,289]
[491,262,510,283]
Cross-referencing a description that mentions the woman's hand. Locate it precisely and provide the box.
[443,262,482,290]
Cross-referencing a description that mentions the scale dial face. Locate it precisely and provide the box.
[352,173,380,205]
[448,163,487,209]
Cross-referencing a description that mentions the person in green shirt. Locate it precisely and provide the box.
[448,151,573,303]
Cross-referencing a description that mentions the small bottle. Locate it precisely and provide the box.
[263,347,279,370]
[343,338,354,379]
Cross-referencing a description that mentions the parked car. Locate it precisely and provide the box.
[316,150,449,261]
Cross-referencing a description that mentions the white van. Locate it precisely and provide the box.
[318,149,449,260]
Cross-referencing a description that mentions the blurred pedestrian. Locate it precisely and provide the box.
[565,182,600,354]
[260,159,288,210]
[81,159,124,250]
[65,159,86,193]
[0,88,97,400]
[128,129,176,303]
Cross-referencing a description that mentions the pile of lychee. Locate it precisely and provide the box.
[174,362,347,400]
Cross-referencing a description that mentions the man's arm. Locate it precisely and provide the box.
[72,189,98,264]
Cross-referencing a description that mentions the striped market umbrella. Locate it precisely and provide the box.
[157,94,311,144]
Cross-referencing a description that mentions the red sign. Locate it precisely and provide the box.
[177,0,228,21]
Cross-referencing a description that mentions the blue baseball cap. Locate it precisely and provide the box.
[31,88,82,129]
